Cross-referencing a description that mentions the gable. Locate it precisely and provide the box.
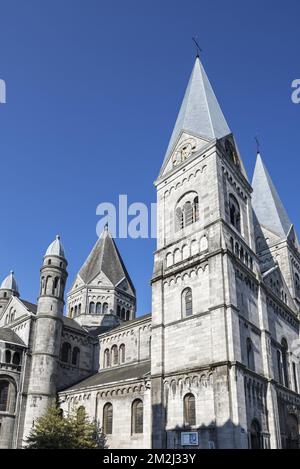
[263,266,296,310]
[116,278,135,296]
[161,130,213,176]
[0,296,35,327]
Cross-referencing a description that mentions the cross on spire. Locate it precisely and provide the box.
[255,136,261,154]
[192,37,202,58]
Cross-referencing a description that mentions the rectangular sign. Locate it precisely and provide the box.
[181,432,198,446]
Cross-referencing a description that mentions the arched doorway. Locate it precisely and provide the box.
[250,420,261,449]
[286,414,299,449]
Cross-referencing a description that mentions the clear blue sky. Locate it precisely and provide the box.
[0,0,299,315]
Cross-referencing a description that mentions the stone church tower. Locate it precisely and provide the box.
[22,236,68,440]
[151,56,259,448]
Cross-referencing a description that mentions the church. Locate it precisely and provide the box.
[0,54,300,450]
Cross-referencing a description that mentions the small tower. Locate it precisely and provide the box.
[23,235,68,442]
[0,271,19,317]
[67,227,136,332]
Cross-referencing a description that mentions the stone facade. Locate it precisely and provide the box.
[0,55,300,449]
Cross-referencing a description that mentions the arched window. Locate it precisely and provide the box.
[103,303,108,314]
[193,197,199,222]
[132,399,143,434]
[70,307,74,317]
[175,207,184,231]
[0,381,9,412]
[78,304,81,315]
[175,192,199,232]
[292,362,298,393]
[117,305,121,317]
[183,393,196,426]
[46,276,52,295]
[191,239,198,256]
[126,310,130,321]
[235,242,239,256]
[184,201,193,227]
[59,279,65,298]
[77,406,85,420]
[52,276,59,295]
[182,244,189,260]
[60,342,71,363]
[89,302,95,314]
[104,349,110,368]
[72,347,80,366]
[74,305,78,317]
[103,403,113,435]
[182,288,193,317]
[5,350,11,364]
[240,247,244,262]
[111,345,118,366]
[96,302,102,314]
[174,248,181,264]
[295,273,300,295]
[286,414,299,449]
[12,352,21,366]
[40,276,45,295]
[121,307,126,320]
[277,350,283,385]
[250,419,261,449]
[119,344,125,364]
[281,338,289,388]
[229,194,241,233]
[246,338,255,371]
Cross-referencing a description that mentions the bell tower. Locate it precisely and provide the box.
[151,56,255,449]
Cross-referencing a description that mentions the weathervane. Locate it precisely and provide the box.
[192,37,202,58]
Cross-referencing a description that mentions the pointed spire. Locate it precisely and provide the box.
[160,56,231,175]
[77,228,135,293]
[252,153,292,238]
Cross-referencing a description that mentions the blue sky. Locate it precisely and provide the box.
[0,0,299,315]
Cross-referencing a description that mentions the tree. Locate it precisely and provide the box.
[26,406,106,449]
[70,406,106,449]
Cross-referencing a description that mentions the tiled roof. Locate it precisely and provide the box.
[62,316,88,333]
[0,327,25,346]
[78,228,135,293]
[63,360,151,392]
[20,300,37,314]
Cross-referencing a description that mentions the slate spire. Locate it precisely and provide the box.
[78,228,135,293]
[160,56,231,174]
[252,152,292,238]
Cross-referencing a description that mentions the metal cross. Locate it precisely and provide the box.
[192,37,202,57]
[255,136,260,154]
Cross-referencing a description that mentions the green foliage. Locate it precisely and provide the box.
[26,405,106,449]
